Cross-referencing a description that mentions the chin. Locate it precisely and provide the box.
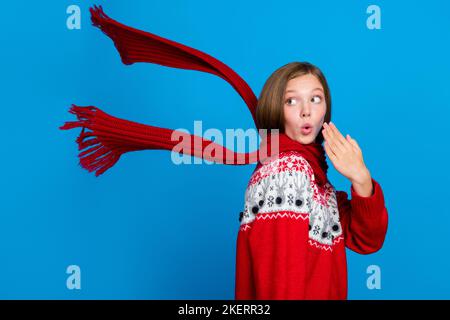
[286,131,317,144]
[294,136,314,144]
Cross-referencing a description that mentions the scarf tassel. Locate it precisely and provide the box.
[60,104,262,176]
[59,105,122,176]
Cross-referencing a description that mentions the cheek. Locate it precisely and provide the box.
[320,103,327,116]
[283,106,297,124]
[314,104,327,120]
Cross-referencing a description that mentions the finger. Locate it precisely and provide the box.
[323,122,344,153]
[323,124,344,155]
[346,134,361,152]
[324,140,336,162]
[328,122,351,151]
[345,135,357,152]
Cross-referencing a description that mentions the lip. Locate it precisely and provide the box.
[300,123,313,135]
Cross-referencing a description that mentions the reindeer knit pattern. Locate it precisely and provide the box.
[235,151,389,300]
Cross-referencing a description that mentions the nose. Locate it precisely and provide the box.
[300,102,311,118]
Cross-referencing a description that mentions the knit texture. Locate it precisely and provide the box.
[235,150,389,300]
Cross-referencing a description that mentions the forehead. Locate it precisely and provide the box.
[285,74,323,94]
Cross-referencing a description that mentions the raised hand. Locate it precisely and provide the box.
[322,122,373,197]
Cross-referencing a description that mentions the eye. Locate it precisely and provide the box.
[285,97,297,106]
[311,95,322,104]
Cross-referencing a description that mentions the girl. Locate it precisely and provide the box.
[235,62,388,300]
[60,6,388,300]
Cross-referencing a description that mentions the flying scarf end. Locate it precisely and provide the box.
[60,103,122,177]
[59,105,97,131]
[78,148,120,177]
[90,4,110,25]
[89,5,134,66]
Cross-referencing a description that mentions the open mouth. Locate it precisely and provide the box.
[301,125,313,135]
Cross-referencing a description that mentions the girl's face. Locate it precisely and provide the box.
[283,74,327,144]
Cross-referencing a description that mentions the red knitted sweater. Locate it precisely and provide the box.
[235,151,389,300]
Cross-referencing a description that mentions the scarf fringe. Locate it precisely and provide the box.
[59,105,122,176]
[60,104,262,176]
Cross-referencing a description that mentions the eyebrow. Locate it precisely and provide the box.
[285,88,324,94]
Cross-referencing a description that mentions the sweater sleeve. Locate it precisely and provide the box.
[335,177,388,254]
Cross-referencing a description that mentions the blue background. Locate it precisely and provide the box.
[1,0,449,299]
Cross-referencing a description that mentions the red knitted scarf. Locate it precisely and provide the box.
[59,5,329,186]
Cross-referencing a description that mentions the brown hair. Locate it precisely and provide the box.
[255,61,331,144]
